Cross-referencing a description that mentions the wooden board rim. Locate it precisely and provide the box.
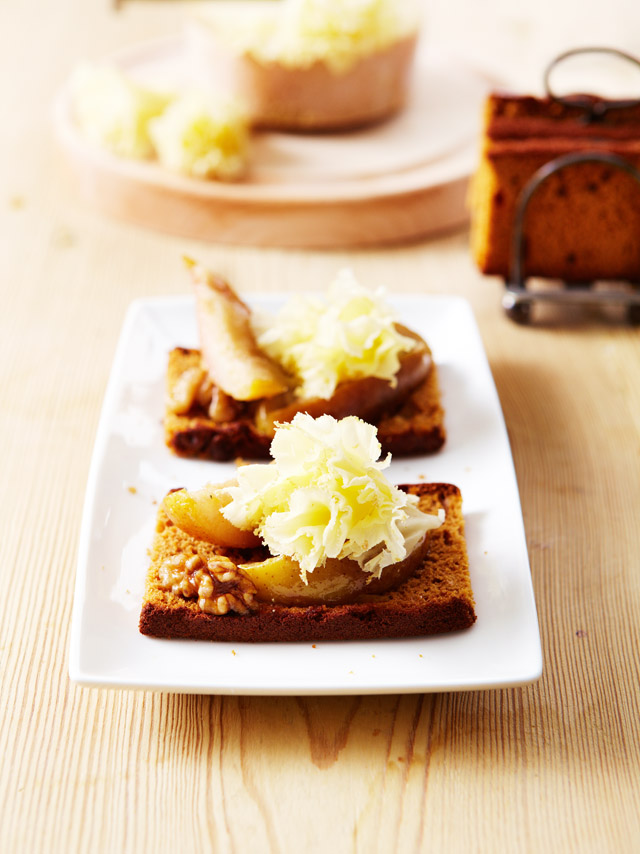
[53,35,487,246]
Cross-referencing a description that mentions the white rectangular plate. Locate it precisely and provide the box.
[70,295,541,694]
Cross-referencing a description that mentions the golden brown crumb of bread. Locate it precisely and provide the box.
[164,347,445,461]
[139,483,475,642]
[470,93,640,281]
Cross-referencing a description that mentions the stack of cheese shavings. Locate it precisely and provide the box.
[70,64,249,180]
[231,0,419,74]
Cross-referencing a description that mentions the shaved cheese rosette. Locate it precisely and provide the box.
[149,93,249,180]
[222,413,444,578]
[255,268,418,401]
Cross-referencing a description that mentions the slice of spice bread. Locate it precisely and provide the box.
[164,347,446,461]
[470,93,640,281]
[139,483,475,643]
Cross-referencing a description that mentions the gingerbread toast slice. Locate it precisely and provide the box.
[139,483,475,643]
[164,347,446,462]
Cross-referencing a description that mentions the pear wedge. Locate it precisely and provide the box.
[255,326,431,436]
[239,533,430,606]
[164,481,261,550]
[188,260,290,401]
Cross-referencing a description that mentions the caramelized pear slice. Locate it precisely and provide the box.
[188,259,290,401]
[163,482,261,550]
[239,534,430,606]
[255,326,431,436]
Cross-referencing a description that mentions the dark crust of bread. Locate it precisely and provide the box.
[164,348,446,461]
[485,93,640,141]
[139,483,476,643]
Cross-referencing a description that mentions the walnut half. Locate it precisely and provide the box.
[158,552,258,616]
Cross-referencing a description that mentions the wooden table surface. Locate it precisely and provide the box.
[1,2,639,852]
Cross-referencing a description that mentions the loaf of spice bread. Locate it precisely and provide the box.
[139,482,476,643]
[470,93,640,281]
[164,345,446,461]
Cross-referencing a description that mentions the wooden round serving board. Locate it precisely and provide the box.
[54,36,491,248]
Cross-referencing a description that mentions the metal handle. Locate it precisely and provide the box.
[543,47,640,121]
